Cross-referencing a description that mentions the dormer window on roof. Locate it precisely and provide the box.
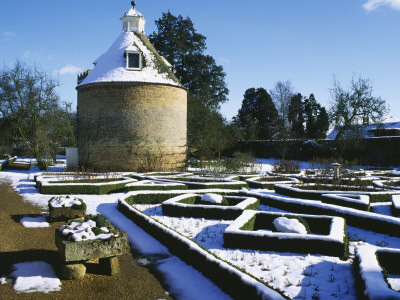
[126,51,141,70]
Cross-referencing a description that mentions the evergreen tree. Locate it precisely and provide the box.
[288,93,305,139]
[150,12,231,158]
[149,12,228,110]
[233,88,279,140]
[303,94,329,139]
[315,107,330,139]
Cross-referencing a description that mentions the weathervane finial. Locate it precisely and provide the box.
[131,1,136,9]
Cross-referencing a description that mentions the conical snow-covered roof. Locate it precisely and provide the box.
[78,31,182,87]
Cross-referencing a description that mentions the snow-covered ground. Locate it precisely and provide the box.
[0,159,232,299]
[1,157,400,299]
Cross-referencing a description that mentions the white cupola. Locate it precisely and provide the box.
[121,1,146,34]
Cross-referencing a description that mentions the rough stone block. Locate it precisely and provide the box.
[49,205,86,221]
[60,262,86,280]
[99,256,120,276]
[55,230,130,262]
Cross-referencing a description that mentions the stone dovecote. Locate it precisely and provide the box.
[76,2,187,171]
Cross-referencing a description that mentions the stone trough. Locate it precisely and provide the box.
[48,196,87,221]
[55,218,130,279]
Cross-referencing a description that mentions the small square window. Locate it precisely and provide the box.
[127,52,141,70]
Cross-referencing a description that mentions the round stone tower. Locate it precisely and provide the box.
[76,2,187,171]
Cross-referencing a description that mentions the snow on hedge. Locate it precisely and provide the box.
[226,210,344,242]
[39,175,136,187]
[119,199,286,300]
[243,189,400,226]
[128,200,356,299]
[355,245,400,299]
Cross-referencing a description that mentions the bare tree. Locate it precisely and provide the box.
[270,80,294,139]
[0,60,75,167]
[329,75,389,140]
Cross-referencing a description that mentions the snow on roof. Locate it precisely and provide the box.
[326,121,400,139]
[122,7,143,18]
[78,31,182,87]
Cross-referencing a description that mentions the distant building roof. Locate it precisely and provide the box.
[326,120,400,139]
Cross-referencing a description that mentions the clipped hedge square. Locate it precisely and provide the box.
[224,210,348,258]
[320,193,370,211]
[355,245,400,299]
[161,194,259,220]
[125,180,187,191]
[392,195,400,217]
[275,183,398,203]
[148,176,248,190]
[39,176,137,194]
[245,176,298,189]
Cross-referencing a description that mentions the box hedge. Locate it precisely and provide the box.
[147,176,248,190]
[161,194,260,220]
[125,180,188,191]
[39,177,137,195]
[117,198,287,300]
[241,190,400,237]
[123,189,240,205]
[274,183,398,203]
[224,210,348,259]
[355,245,400,299]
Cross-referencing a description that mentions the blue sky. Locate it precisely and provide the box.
[1,0,399,121]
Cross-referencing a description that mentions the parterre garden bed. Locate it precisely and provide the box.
[9,164,400,299]
[36,175,137,194]
[118,190,361,299]
[115,165,400,300]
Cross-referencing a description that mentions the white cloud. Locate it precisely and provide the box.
[363,0,400,11]
[2,31,16,42]
[3,31,16,37]
[218,57,231,64]
[23,50,33,59]
[55,64,84,76]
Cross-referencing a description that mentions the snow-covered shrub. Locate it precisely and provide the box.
[200,193,227,205]
[273,217,308,234]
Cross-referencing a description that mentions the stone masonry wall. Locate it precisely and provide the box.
[77,82,187,171]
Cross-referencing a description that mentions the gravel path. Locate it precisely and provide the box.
[0,180,173,300]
